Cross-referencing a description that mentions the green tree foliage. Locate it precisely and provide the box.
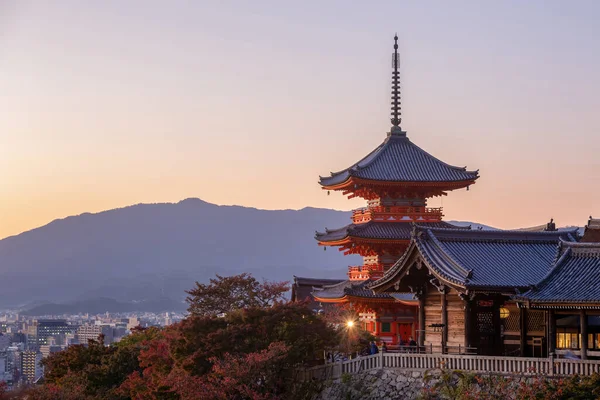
[185,273,289,316]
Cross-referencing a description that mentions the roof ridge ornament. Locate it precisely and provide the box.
[389,34,405,137]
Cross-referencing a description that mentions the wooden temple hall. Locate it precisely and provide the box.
[290,36,600,358]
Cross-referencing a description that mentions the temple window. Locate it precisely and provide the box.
[381,322,391,333]
[556,329,579,349]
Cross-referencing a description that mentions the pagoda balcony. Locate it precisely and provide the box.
[348,264,385,281]
[352,206,444,224]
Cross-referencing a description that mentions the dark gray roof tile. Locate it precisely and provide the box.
[315,221,467,243]
[516,241,600,304]
[320,135,478,186]
[371,226,579,291]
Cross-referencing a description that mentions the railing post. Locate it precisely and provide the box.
[549,353,555,377]
[380,350,384,369]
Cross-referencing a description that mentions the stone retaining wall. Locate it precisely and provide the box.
[314,369,429,400]
[313,368,536,400]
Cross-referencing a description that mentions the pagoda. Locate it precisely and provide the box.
[316,35,479,281]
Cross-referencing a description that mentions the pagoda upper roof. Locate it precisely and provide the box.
[370,226,579,292]
[315,221,467,243]
[319,133,479,188]
[514,241,600,308]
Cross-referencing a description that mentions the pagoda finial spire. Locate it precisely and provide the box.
[390,34,403,136]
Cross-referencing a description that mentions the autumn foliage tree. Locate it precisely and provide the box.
[185,273,289,316]
[24,274,335,400]
[118,301,337,399]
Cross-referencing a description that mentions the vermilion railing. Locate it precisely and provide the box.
[352,206,444,224]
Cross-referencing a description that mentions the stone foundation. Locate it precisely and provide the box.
[313,368,539,400]
[314,369,429,400]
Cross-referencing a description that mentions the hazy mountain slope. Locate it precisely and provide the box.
[0,199,359,308]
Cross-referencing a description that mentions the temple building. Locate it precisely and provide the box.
[316,36,478,280]
[310,36,478,344]
[368,225,600,358]
[296,36,600,357]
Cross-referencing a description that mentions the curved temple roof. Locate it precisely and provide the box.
[515,241,600,306]
[370,226,579,292]
[316,221,467,243]
[312,279,417,302]
[319,134,479,188]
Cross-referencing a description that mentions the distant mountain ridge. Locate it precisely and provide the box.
[0,198,563,311]
[0,199,359,309]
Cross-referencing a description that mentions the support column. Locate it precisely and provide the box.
[548,310,556,355]
[520,307,528,357]
[441,288,448,353]
[464,297,473,349]
[418,289,426,347]
[580,310,588,360]
[492,299,502,356]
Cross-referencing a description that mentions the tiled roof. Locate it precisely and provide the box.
[371,226,579,292]
[293,276,345,287]
[581,218,600,243]
[291,276,345,308]
[390,293,418,303]
[319,134,479,186]
[315,221,466,243]
[312,280,394,300]
[515,241,600,305]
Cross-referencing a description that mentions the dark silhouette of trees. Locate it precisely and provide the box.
[185,273,289,316]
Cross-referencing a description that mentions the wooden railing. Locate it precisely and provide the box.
[300,353,600,381]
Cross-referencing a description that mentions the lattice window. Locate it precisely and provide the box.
[527,310,545,333]
[503,310,520,332]
[477,311,494,334]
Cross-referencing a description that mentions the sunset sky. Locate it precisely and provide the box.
[1,1,600,238]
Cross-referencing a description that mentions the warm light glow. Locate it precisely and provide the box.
[346,320,355,328]
[499,307,510,319]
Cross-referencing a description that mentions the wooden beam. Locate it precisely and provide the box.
[418,288,426,347]
[581,310,588,360]
[463,297,473,348]
[441,287,448,354]
[520,307,527,357]
[548,310,556,355]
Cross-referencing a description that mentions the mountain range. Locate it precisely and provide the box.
[0,199,363,310]
[0,198,505,313]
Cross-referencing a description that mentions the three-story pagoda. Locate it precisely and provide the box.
[316,36,479,281]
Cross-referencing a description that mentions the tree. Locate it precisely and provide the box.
[29,327,161,400]
[118,302,339,399]
[185,273,289,316]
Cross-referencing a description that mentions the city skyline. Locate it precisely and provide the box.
[2,1,600,238]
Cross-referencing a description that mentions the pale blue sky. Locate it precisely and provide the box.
[1,1,599,237]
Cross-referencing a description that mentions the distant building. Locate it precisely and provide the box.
[21,350,42,384]
[126,317,139,331]
[39,345,62,359]
[76,324,113,345]
[0,334,10,351]
[34,319,75,348]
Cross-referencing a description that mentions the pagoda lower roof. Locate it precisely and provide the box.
[315,221,467,243]
[312,279,416,303]
[319,133,479,188]
[514,241,600,308]
[370,226,580,293]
